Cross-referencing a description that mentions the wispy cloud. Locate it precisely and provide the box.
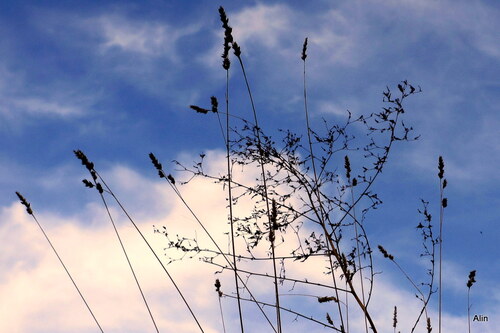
[0,63,95,121]
[231,4,293,49]
[91,14,200,58]
[378,0,500,59]
[9,97,84,116]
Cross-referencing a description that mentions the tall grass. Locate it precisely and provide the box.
[14,6,478,333]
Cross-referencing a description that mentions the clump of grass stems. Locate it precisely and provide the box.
[175,8,424,332]
[14,7,480,333]
[225,8,283,330]
[76,151,160,332]
[218,7,246,332]
[74,150,205,332]
[303,36,347,332]
[149,152,277,332]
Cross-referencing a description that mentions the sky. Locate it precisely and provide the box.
[0,0,499,332]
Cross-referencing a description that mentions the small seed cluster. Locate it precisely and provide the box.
[15,192,33,215]
[74,150,103,194]
[378,245,394,260]
[149,152,175,185]
[467,270,476,289]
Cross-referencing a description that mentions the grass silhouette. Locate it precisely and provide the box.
[14,6,479,333]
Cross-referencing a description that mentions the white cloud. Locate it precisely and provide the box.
[0,65,94,120]
[2,150,498,332]
[231,4,293,49]
[372,0,500,59]
[10,97,84,116]
[91,14,199,58]
[316,99,357,117]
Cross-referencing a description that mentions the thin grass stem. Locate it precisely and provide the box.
[15,192,104,333]
[94,172,205,332]
[302,43,346,331]
[468,288,471,333]
[234,52,282,333]
[152,163,277,332]
[437,156,445,333]
[223,293,343,331]
[98,193,160,333]
[349,185,368,333]
[224,68,246,333]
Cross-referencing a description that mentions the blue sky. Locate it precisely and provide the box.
[1,0,499,332]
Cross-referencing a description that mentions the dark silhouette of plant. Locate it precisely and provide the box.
[14,6,477,333]
[467,270,477,333]
[154,6,427,332]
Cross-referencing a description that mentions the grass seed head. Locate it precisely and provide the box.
[82,179,94,188]
[210,96,218,113]
[233,41,241,57]
[190,105,209,114]
[219,6,233,69]
[214,279,222,297]
[326,313,333,325]
[442,198,448,208]
[74,149,94,171]
[15,192,33,215]
[378,245,394,260]
[344,155,351,179]
[438,156,445,179]
[301,37,308,61]
[467,270,476,288]
[149,153,162,170]
[393,306,397,328]
[318,296,338,303]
